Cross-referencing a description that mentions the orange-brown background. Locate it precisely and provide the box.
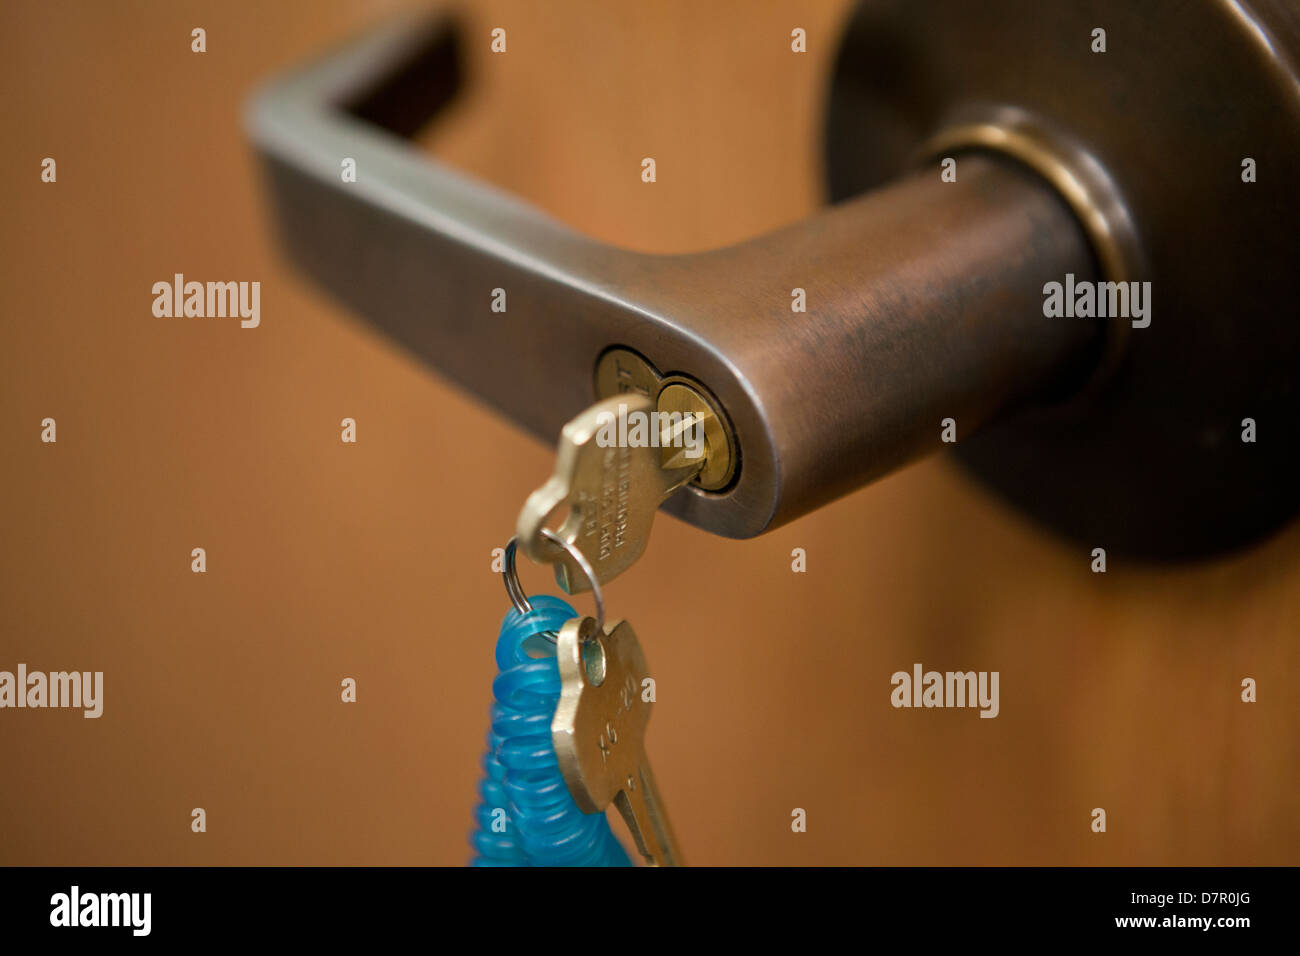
[1,0,1296,865]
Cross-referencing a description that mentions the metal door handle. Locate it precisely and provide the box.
[248,3,1300,558]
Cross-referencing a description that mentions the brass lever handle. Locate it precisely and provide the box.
[247,13,1096,539]
[248,4,1300,558]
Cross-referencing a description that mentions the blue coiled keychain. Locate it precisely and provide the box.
[469,542,630,866]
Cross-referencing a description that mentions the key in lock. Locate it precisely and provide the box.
[517,388,729,593]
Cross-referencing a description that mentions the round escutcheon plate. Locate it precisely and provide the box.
[825,0,1300,560]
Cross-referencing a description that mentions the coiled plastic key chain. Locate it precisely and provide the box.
[468,534,631,866]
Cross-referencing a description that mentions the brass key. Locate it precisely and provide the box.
[551,615,681,867]
[517,393,705,594]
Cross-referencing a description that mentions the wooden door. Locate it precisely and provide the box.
[1,0,1295,865]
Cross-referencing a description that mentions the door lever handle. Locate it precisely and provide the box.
[248,4,1300,558]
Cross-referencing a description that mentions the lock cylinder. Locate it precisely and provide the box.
[594,349,738,492]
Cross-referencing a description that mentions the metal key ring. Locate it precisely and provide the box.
[502,531,604,636]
